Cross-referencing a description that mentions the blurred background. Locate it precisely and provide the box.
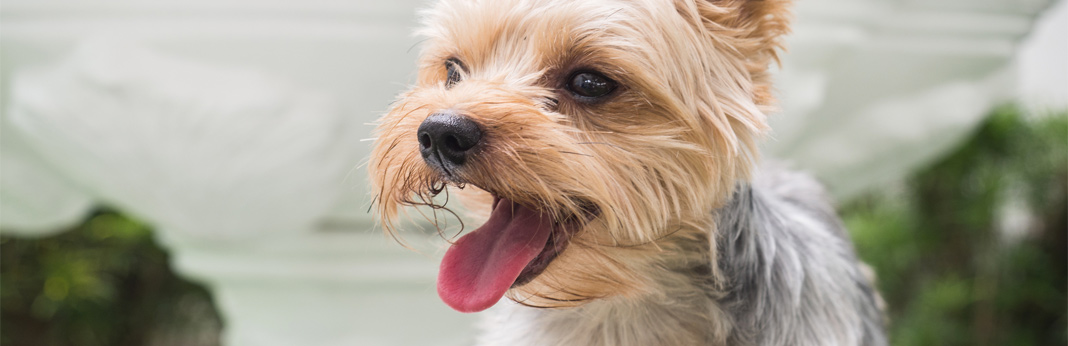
[1,0,1065,345]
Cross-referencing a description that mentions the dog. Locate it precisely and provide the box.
[369,0,887,345]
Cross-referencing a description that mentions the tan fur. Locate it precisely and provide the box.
[369,0,791,341]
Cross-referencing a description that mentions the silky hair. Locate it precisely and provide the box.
[369,0,886,344]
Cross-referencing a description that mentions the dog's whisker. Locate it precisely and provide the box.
[557,151,593,158]
[406,37,430,54]
[366,194,379,214]
[603,8,626,21]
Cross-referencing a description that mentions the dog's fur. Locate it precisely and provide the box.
[369,0,887,344]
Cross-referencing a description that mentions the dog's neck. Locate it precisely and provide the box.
[478,246,731,346]
[477,175,886,346]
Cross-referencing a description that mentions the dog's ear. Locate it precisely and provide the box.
[668,0,791,187]
[678,0,791,106]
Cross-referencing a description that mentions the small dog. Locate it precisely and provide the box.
[370,0,887,345]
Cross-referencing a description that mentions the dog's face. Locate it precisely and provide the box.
[371,0,789,312]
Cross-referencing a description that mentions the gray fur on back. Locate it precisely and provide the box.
[717,165,887,345]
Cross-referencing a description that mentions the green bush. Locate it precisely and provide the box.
[844,105,1068,346]
[0,212,221,346]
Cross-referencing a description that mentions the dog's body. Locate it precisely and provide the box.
[478,166,887,346]
[370,0,887,344]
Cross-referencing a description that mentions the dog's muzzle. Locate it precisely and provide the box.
[417,111,483,175]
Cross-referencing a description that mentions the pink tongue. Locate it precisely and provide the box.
[437,198,554,313]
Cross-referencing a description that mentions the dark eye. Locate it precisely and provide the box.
[567,71,617,99]
[445,58,465,88]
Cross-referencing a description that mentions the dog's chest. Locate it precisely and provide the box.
[475,294,726,346]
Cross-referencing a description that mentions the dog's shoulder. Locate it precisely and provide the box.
[715,161,888,346]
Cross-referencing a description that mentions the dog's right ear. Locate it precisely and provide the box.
[676,0,792,106]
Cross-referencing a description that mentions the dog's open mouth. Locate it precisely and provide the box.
[436,195,590,313]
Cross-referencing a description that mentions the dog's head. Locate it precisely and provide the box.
[370,0,790,312]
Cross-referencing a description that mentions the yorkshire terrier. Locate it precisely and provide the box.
[370,0,887,345]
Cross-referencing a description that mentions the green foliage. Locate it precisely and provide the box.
[844,105,1068,346]
[0,212,221,346]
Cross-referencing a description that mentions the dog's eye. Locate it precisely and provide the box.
[567,71,617,100]
[445,58,465,88]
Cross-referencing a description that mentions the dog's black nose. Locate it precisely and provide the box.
[417,111,483,170]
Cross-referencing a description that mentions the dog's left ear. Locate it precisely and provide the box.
[669,0,791,190]
[678,0,791,106]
